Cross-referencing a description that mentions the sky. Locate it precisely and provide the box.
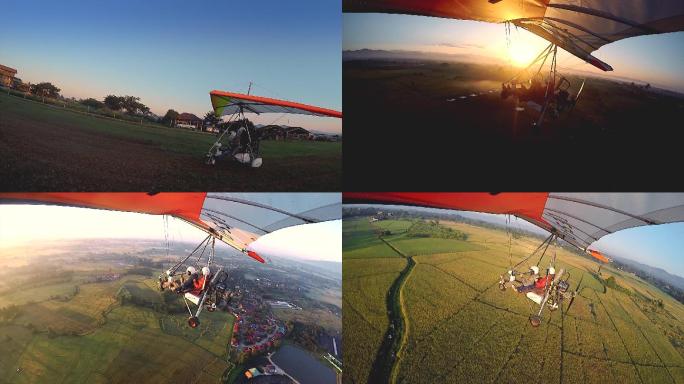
[344,13,684,93]
[0,0,342,133]
[367,205,684,278]
[0,205,341,263]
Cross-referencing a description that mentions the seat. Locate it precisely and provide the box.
[185,292,202,305]
[526,291,543,305]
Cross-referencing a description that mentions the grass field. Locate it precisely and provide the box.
[0,272,234,383]
[0,92,341,191]
[343,216,684,384]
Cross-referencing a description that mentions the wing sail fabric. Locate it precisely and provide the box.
[0,193,342,263]
[344,0,684,71]
[343,192,684,252]
[210,90,342,118]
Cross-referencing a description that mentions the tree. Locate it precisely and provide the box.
[121,96,140,114]
[80,98,104,109]
[104,95,125,111]
[204,111,220,130]
[121,95,149,115]
[162,109,180,126]
[32,82,60,98]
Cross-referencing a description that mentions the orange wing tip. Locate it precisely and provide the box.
[247,250,265,263]
[588,249,609,263]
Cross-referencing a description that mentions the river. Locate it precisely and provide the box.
[270,344,336,384]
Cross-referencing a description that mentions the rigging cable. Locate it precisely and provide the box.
[168,234,213,276]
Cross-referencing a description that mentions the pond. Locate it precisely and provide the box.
[271,344,336,384]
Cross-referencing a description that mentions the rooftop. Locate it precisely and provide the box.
[0,64,17,75]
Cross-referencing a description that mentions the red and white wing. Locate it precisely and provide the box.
[344,192,684,253]
[344,0,684,71]
[0,192,342,263]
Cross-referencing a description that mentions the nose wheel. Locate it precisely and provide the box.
[188,316,200,328]
[529,315,541,327]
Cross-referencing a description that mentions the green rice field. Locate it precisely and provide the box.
[343,216,684,384]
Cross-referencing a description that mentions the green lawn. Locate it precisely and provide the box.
[0,92,341,157]
[0,92,341,190]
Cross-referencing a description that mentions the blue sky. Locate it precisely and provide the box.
[344,14,684,93]
[1,0,341,132]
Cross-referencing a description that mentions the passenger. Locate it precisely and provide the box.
[524,265,540,284]
[522,77,546,104]
[175,266,200,293]
[515,267,555,293]
[159,269,182,291]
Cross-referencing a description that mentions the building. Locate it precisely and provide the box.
[175,112,203,130]
[0,64,17,88]
[258,125,311,140]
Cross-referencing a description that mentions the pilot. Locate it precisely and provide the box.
[193,267,212,292]
[515,267,555,293]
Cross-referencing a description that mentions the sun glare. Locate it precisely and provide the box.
[507,40,540,67]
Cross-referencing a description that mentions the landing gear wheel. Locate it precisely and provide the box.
[205,155,216,166]
[498,283,506,291]
[188,316,200,328]
[529,315,542,327]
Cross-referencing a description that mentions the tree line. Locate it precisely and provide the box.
[11,81,226,129]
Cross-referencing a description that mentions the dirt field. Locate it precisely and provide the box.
[342,58,684,190]
[0,93,341,191]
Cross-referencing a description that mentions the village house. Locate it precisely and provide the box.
[0,64,18,88]
[258,125,311,140]
[175,112,203,130]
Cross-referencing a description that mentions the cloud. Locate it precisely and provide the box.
[439,42,485,49]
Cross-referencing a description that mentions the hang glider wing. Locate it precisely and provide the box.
[0,193,341,263]
[344,192,684,252]
[343,0,684,71]
[210,90,342,118]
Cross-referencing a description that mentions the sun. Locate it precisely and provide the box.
[507,40,540,67]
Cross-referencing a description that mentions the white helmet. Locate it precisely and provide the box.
[202,266,211,276]
[548,267,556,275]
[186,266,197,275]
[529,266,540,275]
